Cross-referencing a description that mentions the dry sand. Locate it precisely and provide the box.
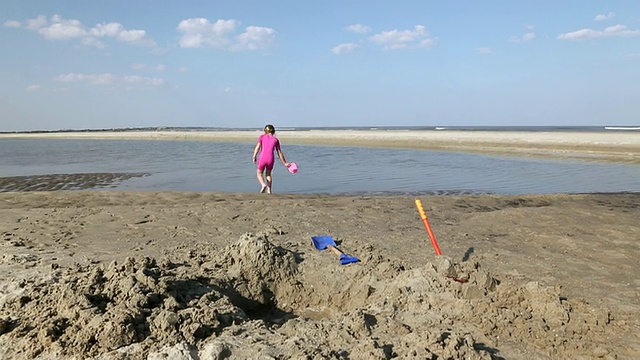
[1,191,639,359]
[2,129,640,163]
[1,130,639,359]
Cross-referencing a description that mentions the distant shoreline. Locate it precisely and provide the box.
[1,129,639,164]
[2,125,640,135]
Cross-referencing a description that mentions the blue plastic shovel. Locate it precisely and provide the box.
[311,235,359,265]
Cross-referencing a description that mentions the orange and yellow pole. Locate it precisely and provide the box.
[415,199,442,256]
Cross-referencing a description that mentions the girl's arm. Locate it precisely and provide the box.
[252,142,261,163]
[277,148,289,167]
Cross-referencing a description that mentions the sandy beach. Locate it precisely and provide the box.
[1,130,639,359]
[1,190,639,359]
[2,129,640,164]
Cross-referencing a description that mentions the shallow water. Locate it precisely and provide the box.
[1,139,639,195]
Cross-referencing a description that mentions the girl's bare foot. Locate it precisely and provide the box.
[267,187,272,194]
[260,185,267,193]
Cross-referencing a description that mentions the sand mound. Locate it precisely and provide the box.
[0,233,619,359]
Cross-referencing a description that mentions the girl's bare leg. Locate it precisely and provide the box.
[256,169,267,193]
[265,170,273,194]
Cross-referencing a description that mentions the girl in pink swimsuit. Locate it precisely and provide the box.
[252,124,290,193]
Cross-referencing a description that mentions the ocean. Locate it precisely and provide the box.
[1,128,639,195]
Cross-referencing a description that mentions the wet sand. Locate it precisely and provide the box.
[0,173,149,192]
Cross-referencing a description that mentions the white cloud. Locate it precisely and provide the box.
[178,67,189,73]
[594,12,615,22]
[177,18,274,51]
[26,15,47,30]
[40,16,88,40]
[54,73,164,87]
[225,87,231,93]
[232,26,276,51]
[118,29,152,45]
[55,73,115,84]
[131,63,167,72]
[123,75,165,87]
[347,24,371,34]
[3,20,21,28]
[369,25,436,50]
[476,47,492,55]
[81,37,106,48]
[90,22,122,37]
[26,84,42,91]
[9,14,156,48]
[558,24,640,40]
[330,43,359,55]
[419,38,437,48]
[510,32,536,43]
[177,18,237,48]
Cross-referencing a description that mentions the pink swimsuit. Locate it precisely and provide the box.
[257,134,281,171]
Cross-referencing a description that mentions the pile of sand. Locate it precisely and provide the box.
[0,231,621,359]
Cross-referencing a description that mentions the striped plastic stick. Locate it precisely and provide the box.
[415,199,442,256]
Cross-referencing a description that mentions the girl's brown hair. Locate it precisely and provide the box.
[264,124,275,134]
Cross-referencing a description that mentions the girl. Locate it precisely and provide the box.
[252,124,290,194]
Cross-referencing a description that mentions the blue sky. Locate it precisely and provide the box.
[1,1,639,131]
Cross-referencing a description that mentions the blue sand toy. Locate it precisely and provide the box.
[339,253,360,265]
[311,235,337,250]
[311,235,360,265]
